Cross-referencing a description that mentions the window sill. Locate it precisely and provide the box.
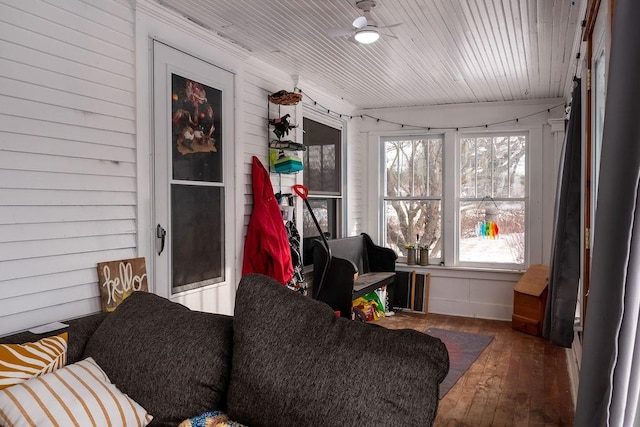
[395,263,524,281]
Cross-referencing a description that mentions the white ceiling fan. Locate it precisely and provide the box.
[328,0,401,44]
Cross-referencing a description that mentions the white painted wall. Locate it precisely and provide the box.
[0,0,356,335]
[396,265,523,320]
[0,0,137,336]
[360,99,566,320]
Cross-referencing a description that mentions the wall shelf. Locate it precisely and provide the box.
[268,91,303,174]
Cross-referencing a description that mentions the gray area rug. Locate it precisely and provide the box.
[426,328,494,399]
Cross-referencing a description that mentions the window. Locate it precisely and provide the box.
[458,133,527,267]
[382,135,443,261]
[379,131,528,269]
[302,115,343,264]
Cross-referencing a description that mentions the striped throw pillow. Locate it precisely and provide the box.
[0,357,152,426]
[0,332,67,390]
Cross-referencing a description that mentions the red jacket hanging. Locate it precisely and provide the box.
[242,156,293,284]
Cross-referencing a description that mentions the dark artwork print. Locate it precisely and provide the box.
[171,74,223,182]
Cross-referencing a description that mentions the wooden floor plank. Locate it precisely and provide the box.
[376,312,575,426]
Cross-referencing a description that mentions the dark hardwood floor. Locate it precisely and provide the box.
[377,312,575,426]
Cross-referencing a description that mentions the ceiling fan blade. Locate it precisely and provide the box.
[328,27,356,37]
[381,32,397,39]
[379,22,402,30]
[353,15,367,29]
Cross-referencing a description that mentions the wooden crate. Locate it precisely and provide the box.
[512,264,549,336]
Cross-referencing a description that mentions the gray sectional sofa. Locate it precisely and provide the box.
[0,273,449,426]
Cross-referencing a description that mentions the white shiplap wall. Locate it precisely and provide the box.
[0,0,361,335]
[0,0,137,336]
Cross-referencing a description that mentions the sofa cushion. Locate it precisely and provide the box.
[66,312,110,364]
[0,312,108,365]
[0,357,152,426]
[227,273,450,426]
[83,292,233,425]
[0,332,67,390]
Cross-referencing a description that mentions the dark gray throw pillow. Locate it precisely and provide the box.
[227,274,450,427]
[83,292,233,424]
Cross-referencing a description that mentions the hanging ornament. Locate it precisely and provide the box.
[477,220,499,239]
[476,198,500,239]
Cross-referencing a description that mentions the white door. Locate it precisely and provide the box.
[152,41,235,314]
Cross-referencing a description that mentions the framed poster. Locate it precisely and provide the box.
[97,257,148,312]
[171,74,223,182]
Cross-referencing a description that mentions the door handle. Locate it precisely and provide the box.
[156,224,167,255]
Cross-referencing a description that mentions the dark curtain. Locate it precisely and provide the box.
[543,80,582,348]
[575,0,640,424]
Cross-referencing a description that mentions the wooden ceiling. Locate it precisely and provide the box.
[155,0,585,109]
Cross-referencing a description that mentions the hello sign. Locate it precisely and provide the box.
[97,257,148,312]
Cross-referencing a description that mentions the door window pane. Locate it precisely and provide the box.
[171,185,224,293]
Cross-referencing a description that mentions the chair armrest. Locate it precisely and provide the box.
[362,233,397,272]
[315,257,357,318]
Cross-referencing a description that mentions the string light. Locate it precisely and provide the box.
[294,87,565,131]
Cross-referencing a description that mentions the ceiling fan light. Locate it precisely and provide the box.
[354,28,379,44]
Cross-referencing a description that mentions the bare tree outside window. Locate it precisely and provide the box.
[383,136,443,260]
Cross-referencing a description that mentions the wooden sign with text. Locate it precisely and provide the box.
[97,257,148,312]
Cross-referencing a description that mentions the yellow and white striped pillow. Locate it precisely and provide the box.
[0,357,152,426]
[0,332,67,390]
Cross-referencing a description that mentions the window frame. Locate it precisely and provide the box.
[376,129,532,271]
[380,134,444,264]
[456,131,529,270]
[301,106,346,241]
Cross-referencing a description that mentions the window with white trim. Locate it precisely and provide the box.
[302,114,344,264]
[379,131,528,269]
[458,133,527,267]
[382,135,443,261]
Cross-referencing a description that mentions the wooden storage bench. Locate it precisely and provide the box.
[512,264,549,336]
